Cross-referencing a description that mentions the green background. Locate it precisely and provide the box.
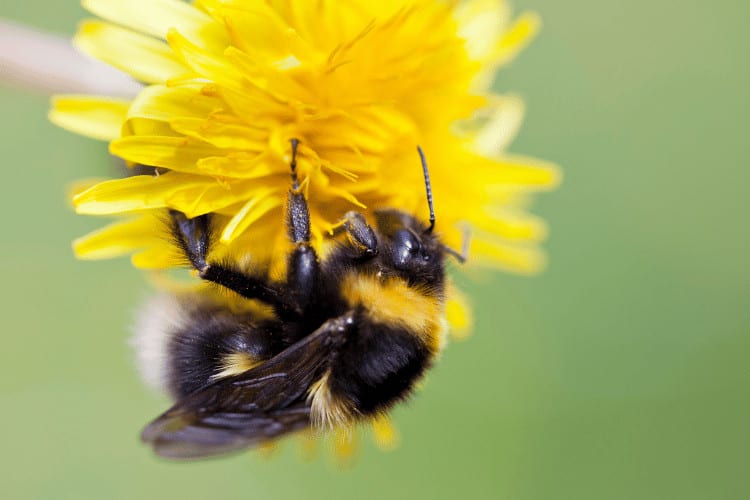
[1,1,748,498]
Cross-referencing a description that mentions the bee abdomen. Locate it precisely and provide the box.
[166,314,278,399]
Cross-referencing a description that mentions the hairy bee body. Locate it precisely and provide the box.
[136,144,453,459]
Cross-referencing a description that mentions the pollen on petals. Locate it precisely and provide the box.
[53,3,561,407]
[54,0,558,279]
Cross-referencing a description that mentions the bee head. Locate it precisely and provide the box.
[374,209,445,287]
[371,146,465,285]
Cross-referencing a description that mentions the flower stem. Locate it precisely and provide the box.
[0,19,141,97]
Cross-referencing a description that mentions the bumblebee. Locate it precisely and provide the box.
[136,140,463,459]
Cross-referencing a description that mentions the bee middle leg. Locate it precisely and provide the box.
[284,138,319,315]
[169,210,284,309]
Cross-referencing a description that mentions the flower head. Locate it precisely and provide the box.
[51,0,558,277]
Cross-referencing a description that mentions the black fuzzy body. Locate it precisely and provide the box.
[143,201,447,458]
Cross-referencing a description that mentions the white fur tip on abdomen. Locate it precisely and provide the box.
[130,293,185,393]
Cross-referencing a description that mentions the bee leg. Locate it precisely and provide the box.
[285,138,319,314]
[169,210,284,308]
[170,209,211,271]
[330,211,378,259]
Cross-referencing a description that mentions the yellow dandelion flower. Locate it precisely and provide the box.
[50,0,558,458]
[51,0,558,278]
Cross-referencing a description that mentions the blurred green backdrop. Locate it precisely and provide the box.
[1,1,748,499]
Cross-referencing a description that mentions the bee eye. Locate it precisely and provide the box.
[392,229,422,267]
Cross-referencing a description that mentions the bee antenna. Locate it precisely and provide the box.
[444,246,466,263]
[444,225,470,264]
[416,145,435,233]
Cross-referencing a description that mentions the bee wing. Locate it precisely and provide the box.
[141,316,350,459]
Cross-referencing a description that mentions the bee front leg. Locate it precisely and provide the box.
[330,211,378,259]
